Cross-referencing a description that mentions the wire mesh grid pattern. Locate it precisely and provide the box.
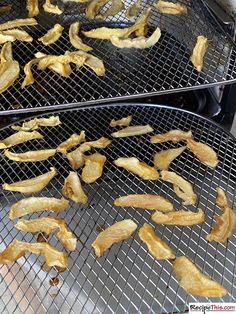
[0,104,235,313]
[0,0,236,114]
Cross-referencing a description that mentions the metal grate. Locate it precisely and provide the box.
[0,103,235,314]
[0,0,236,114]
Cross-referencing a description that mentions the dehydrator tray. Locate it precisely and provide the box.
[0,0,236,113]
[0,103,235,313]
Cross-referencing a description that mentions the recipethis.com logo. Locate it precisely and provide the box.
[189,303,236,314]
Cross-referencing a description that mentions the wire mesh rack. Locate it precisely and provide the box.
[0,103,235,314]
[0,0,236,114]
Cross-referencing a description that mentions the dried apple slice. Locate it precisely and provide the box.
[114,194,173,212]
[0,29,33,43]
[151,209,205,226]
[43,0,63,14]
[110,115,132,127]
[57,131,85,154]
[92,219,137,257]
[12,116,61,131]
[139,223,175,260]
[83,7,151,39]
[151,129,192,144]
[35,52,72,77]
[0,42,20,94]
[206,188,236,243]
[81,152,106,183]
[62,172,88,204]
[173,256,227,297]
[0,131,43,149]
[114,157,159,180]
[69,22,92,52]
[38,24,64,46]
[191,35,208,72]
[67,149,85,170]
[15,217,77,251]
[161,171,197,205]
[154,146,186,170]
[111,125,153,137]
[2,167,57,194]
[4,148,56,162]
[26,0,39,17]
[154,0,187,14]
[9,196,69,220]
[110,26,161,49]
[0,239,68,268]
[0,18,37,31]
[187,138,218,168]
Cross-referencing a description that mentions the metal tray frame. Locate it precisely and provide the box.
[0,0,236,114]
[0,103,235,313]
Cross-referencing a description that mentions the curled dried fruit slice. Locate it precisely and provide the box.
[173,256,227,297]
[72,50,106,76]
[1,41,13,62]
[111,26,161,49]
[62,171,88,204]
[21,58,40,88]
[83,27,128,40]
[37,52,87,70]
[83,8,151,39]
[0,239,68,269]
[69,21,92,52]
[57,131,86,154]
[26,0,39,17]
[154,146,186,170]
[154,0,187,14]
[12,116,61,131]
[114,157,159,180]
[161,171,197,205]
[0,131,43,149]
[151,129,192,144]
[0,61,20,94]
[111,124,153,137]
[81,152,106,183]
[43,0,63,14]
[2,167,57,194]
[15,217,77,251]
[139,223,176,260]
[114,194,173,212]
[110,115,132,127]
[38,24,64,46]
[4,149,56,162]
[0,42,20,94]
[206,188,236,243]
[9,196,69,220]
[86,0,109,19]
[67,149,85,169]
[0,18,37,31]
[151,209,205,226]
[126,0,141,21]
[92,219,137,257]
[191,35,208,72]
[187,138,218,168]
[97,0,124,19]
[0,29,33,43]
[35,52,72,77]
[82,137,111,149]
[0,33,14,44]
